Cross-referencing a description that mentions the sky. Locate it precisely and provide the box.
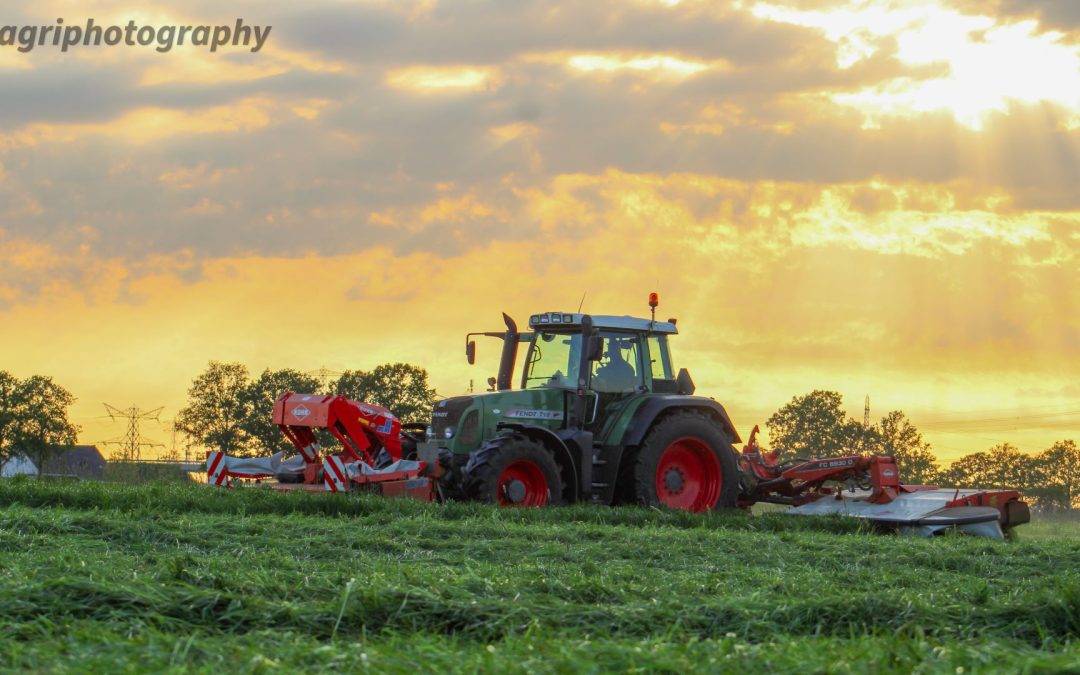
[0,0,1077,463]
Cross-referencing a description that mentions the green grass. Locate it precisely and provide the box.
[1016,512,1080,541]
[103,462,193,483]
[0,479,1078,673]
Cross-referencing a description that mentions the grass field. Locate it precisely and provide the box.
[1,479,1078,673]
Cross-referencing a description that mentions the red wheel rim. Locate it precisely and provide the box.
[655,437,722,512]
[497,460,549,506]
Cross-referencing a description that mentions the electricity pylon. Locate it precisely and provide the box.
[860,395,871,451]
[307,366,342,393]
[101,404,164,461]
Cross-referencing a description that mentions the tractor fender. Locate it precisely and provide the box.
[495,423,584,503]
[621,396,742,447]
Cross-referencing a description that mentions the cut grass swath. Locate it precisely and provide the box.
[0,479,1077,672]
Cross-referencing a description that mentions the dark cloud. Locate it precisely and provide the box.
[276,0,805,65]
[954,0,1080,32]
[0,60,348,129]
[0,65,135,128]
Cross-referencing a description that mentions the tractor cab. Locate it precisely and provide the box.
[519,312,687,397]
[515,312,693,446]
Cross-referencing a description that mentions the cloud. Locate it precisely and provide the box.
[751,1,1080,130]
[276,0,801,65]
[956,0,1080,32]
[1,0,1077,271]
[0,59,347,130]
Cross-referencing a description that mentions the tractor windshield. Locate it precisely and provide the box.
[522,332,580,389]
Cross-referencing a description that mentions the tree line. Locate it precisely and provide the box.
[175,361,436,458]
[766,390,1080,510]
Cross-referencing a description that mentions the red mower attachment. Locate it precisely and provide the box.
[206,392,436,500]
[274,393,404,467]
[737,426,902,507]
[736,425,1030,538]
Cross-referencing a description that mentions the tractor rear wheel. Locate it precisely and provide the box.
[632,411,739,512]
[464,435,564,507]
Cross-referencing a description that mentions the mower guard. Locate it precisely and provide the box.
[787,488,1030,539]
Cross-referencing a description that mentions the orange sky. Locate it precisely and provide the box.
[1,0,1078,464]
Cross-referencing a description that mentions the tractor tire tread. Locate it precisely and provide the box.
[463,434,564,506]
[632,410,740,510]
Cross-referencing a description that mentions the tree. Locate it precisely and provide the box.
[10,376,79,476]
[333,363,437,423]
[939,443,1035,490]
[0,371,20,468]
[765,390,863,459]
[872,410,940,484]
[176,362,255,457]
[939,451,989,488]
[241,368,322,456]
[1031,440,1080,510]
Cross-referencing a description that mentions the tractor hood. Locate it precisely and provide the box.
[429,388,568,456]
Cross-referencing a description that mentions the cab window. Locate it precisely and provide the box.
[523,332,580,389]
[647,335,673,380]
[647,335,677,393]
[591,334,643,393]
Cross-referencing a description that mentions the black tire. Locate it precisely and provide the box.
[463,435,564,507]
[631,411,739,512]
[275,469,305,484]
[401,423,427,456]
[399,436,419,462]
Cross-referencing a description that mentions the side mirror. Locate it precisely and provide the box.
[586,336,604,361]
[676,368,695,395]
[486,376,497,392]
[466,340,476,365]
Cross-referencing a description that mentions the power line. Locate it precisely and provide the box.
[921,429,1046,454]
[913,404,1080,424]
[918,410,1080,432]
[101,404,164,462]
[916,401,1080,415]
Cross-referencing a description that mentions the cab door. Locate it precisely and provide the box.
[586,332,645,436]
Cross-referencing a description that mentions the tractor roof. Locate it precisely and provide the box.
[528,312,678,335]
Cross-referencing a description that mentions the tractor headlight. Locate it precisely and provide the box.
[443,426,455,440]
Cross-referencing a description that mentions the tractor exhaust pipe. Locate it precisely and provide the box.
[496,313,519,391]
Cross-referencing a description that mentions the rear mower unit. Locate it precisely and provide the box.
[737,427,1029,538]
[206,295,1030,538]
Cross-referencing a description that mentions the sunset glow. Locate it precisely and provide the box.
[386,65,503,92]
[755,1,1080,129]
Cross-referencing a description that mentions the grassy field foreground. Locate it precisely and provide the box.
[0,480,1079,673]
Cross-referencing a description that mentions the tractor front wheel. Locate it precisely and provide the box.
[632,412,739,512]
[463,436,564,507]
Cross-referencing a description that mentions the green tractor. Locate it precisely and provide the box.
[424,298,742,512]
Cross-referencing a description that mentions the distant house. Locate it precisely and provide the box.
[42,445,107,480]
[0,454,38,477]
[0,445,107,480]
